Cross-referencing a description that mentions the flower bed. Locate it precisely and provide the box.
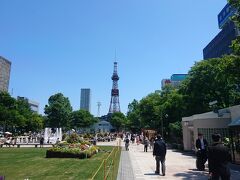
[46,143,98,159]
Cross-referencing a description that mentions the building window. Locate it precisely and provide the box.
[198,128,229,145]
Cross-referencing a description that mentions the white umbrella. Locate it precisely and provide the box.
[4,132,12,135]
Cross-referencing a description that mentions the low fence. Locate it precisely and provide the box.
[90,139,121,180]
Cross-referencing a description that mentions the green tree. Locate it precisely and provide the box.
[0,92,21,133]
[138,92,162,130]
[25,114,44,133]
[71,109,98,129]
[161,89,185,139]
[168,121,182,143]
[109,112,126,131]
[44,93,72,129]
[0,92,44,134]
[0,92,12,130]
[126,99,141,133]
[229,0,240,55]
[180,55,240,116]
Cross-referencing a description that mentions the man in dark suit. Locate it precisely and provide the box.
[153,134,167,176]
[208,133,231,180]
[195,133,208,170]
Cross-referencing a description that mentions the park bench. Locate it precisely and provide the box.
[0,143,54,148]
[15,143,55,148]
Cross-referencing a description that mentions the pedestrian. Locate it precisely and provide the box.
[11,137,16,147]
[40,137,44,148]
[136,136,140,145]
[149,137,154,150]
[144,137,149,152]
[131,134,135,144]
[125,136,130,151]
[5,137,11,147]
[153,134,166,176]
[195,133,208,171]
[208,133,231,180]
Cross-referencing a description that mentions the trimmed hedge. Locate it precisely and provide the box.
[46,146,98,159]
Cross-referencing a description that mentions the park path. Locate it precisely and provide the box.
[116,141,240,180]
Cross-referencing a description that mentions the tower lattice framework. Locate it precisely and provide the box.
[108,62,121,114]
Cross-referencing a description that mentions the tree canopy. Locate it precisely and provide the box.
[44,93,72,129]
[229,0,240,55]
[71,109,98,129]
[0,92,44,134]
[109,112,126,131]
[180,55,240,116]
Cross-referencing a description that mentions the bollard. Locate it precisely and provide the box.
[112,159,114,180]
[104,159,106,180]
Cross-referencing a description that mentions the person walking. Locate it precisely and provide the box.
[40,137,44,148]
[195,133,208,170]
[125,136,130,151]
[131,134,135,144]
[149,137,154,150]
[144,137,149,152]
[153,134,167,176]
[136,135,140,145]
[208,133,231,180]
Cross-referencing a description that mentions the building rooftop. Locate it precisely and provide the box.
[0,56,11,64]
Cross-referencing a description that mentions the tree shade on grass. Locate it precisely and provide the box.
[0,146,118,180]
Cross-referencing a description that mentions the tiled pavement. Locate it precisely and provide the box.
[117,150,135,180]
[117,141,240,180]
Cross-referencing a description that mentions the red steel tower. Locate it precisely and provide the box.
[108,62,121,114]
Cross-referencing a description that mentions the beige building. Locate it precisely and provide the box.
[182,105,240,151]
[0,56,11,92]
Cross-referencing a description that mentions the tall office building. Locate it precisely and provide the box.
[203,3,239,59]
[161,74,188,89]
[0,56,11,92]
[17,96,39,113]
[80,88,91,112]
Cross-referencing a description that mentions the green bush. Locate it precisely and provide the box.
[66,133,82,143]
[46,146,98,159]
[62,133,68,141]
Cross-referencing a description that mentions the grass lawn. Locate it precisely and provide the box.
[0,146,120,180]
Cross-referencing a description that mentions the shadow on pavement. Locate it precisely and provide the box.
[174,169,208,180]
[144,173,161,176]
[170,149,196,158]
[189,168,205,172]
[229,163,240,172]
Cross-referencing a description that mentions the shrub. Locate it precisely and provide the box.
[62,133,68,141]
[46,145,98,159]
[66,133,82,144]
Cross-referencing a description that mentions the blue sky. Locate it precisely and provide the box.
[1,0,226,116]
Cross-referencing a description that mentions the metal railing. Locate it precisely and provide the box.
[91,139,121,180]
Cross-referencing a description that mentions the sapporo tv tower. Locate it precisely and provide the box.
[108,61,121,114]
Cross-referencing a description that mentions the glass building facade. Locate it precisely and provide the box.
[0,56,11,92]
[203,21,238,59]
[203,3,239,59]
[80,88,91,112]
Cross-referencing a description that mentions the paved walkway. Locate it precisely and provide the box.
[117,141,240,180]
